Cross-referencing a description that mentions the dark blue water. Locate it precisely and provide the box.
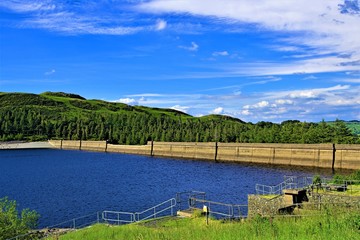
[0,149,335,227]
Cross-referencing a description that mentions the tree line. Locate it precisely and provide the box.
[0,107,358,144]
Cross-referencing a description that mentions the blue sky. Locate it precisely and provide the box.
[0,0,359,123]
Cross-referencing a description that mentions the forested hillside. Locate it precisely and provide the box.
[0,92,358,144]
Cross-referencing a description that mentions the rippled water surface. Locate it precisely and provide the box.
[0,149,335,227]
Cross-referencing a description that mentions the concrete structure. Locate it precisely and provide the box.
[47,140,360,170]
[0,141,55,150]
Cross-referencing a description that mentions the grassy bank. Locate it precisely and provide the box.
[58,207,359,240]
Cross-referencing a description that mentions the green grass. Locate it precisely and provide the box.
[317,184,360,196]
[258,194,280,199]
[57,207,360,240]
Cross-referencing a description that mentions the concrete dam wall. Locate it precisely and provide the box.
[48,140,360,170]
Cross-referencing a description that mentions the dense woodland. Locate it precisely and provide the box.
[0,92,359,144]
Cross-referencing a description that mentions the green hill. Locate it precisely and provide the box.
[0,92,358,144]
[327,120,360,136]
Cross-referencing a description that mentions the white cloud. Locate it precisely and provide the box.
[211,107,224,114]
[241,109,251,115]
[114,98,138,105]
[179,42,199,51]
[273,46,302,52]
[336,78,360,83]
[275,99,293,105]
[228,56,360,76]
[170,105,190,113]
[287,85,350,99]
[213,51,229,56]
[155,19,167,31]
[244,101,269,109]
[289,91,317,99]
[44,69,55,75]
[303,75,317,80]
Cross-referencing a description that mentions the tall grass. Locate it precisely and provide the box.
[58,206,359,240]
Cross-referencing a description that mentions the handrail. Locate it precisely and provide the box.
[189,197,247,219]
[256,176,313,195]
[102,198,177,224]
[102,211,135,224]
[176,191,206,210]
[135,198,176,221]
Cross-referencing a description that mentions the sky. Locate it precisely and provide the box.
[0,0,359,123]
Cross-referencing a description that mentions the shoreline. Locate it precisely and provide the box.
[0,141,55,150]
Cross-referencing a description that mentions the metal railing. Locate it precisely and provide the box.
[189,197,247,220]
[175,190,206,211]
[102,211,135,224]
[135,198,176,221]
[102,198,177,224]
[256,176,313,195]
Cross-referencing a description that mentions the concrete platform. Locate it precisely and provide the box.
[0,141,55,150]
[177,209,195,218]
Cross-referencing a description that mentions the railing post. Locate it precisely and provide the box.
[150,140,154,156]
[214,142,218,162]
[73,219,76,229]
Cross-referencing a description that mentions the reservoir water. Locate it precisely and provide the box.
[0,149,335,227]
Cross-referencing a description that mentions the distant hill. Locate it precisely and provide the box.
[327,120,360,136]
[0,92,358,144]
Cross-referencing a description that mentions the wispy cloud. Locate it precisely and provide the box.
[139,0,360,75]
[212,51,229,56]
[210,107,224,114]
[44,69,55,75]
[154,19,167,31]
[0,0,164,35]
[0,0,55,12]
[170,105,190,113]
[114,98,138,105]
[179,42,199,51]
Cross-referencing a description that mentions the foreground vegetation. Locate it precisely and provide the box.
[59,207,360,240]
[0,197,39,240]
[1,92,359,144]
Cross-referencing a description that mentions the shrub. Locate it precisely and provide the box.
[350,170,360,181]
[0,197,40,240]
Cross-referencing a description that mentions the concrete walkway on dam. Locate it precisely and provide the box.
[0,141,55,150]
